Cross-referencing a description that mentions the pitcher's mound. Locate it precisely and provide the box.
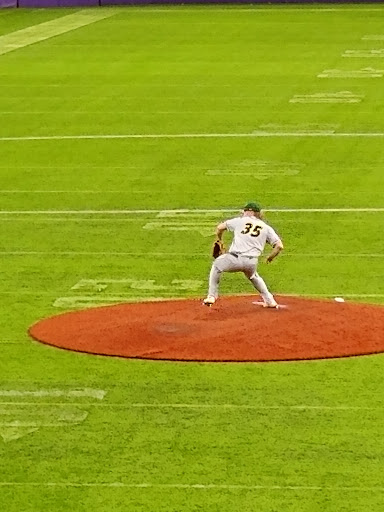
[28,296,384,362]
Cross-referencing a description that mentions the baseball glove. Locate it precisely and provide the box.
[212,239,225,259]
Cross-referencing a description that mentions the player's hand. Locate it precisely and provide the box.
[266,255,274,264]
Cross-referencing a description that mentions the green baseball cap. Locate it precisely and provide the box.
[243,202,261,212]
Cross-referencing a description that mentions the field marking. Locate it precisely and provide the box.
[258,123,339,134]
[114,7,384,12]
[0,190,147,194]
[317,68,384,78]
[0,402,381,411]
[0,481,384,491]
[363,35,384,41]
[0,219,150,222]
[0,481,384,492]
[0,406,87,442]
[0,208,383,214]
[0,110,348,115]
[343,49,384,58]
[0,10,120,57]
[4,131,384,142]
[0,251,384,258]
[206,160,301,179]
[55,275,206,310]
[0,406,88,426]
[0,389,106,400]
[289,91,364,104]
[0,388,106,442]
[143,220,213,235]
[0,84,236,88]
[0,190,334,195]
[53,296,172,308]
[74,279,202,290]
[0,165,141,169]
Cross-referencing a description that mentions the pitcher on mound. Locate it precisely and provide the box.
[203,202,283,308]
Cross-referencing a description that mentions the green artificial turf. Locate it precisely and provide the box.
[0,4,384,511]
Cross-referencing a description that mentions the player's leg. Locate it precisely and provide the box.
[203,265,222,306]
[243,259,278,307]
[203,254,240,306]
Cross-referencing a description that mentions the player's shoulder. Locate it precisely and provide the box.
[252,218,269,230]
[225,216,242,225]
[261,219,273,230]
[259,220,280,239]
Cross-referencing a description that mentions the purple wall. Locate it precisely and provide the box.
[102,0,280,4]
[102,0,384,3]
[0,0,17,7]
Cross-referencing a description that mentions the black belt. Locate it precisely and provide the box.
[229,252,256,259]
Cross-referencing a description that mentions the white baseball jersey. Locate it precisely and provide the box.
[224,216,281,257]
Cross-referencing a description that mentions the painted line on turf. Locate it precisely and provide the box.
[0,110,350,114]
[116,7,384,12]
[0,389,106,399]
[0,166,141,169]
[0,10,121,57]
[0,389,106,442]
[0,251,384,258]
[0,190,335,195]
[0,190,147,194]
[1,481,384,491]
[0,402,381,411]
[4,132,384,142]
[0,208,383,214]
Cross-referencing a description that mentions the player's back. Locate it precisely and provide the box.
[225,216,280,257]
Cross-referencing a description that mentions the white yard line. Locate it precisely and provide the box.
[0,165,140,169]
[0,219,145,222]
[0,481,383,491]
[122,7,384,12]
[0,389,105,399]
[0,208,383,214]
[0,10,120,57]
[0,251,383,258]
[0,190,335,195]
[3,132,384,142]
[0,110,347,114]
[0,190,147,194]
[0,402,380,411]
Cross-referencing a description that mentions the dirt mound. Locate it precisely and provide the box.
[29,296,384,362]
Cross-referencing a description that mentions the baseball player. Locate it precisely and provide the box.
[203,202,283,308]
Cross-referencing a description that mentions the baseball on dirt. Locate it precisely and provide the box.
[334,297,345,303]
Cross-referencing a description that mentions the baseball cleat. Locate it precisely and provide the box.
[203,296,216,307]
[263,298,279,309]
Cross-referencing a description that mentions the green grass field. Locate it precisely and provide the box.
[1,4,384,511]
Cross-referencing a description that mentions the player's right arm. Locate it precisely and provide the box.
[265,225,284,264]
[266,239,284,264]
